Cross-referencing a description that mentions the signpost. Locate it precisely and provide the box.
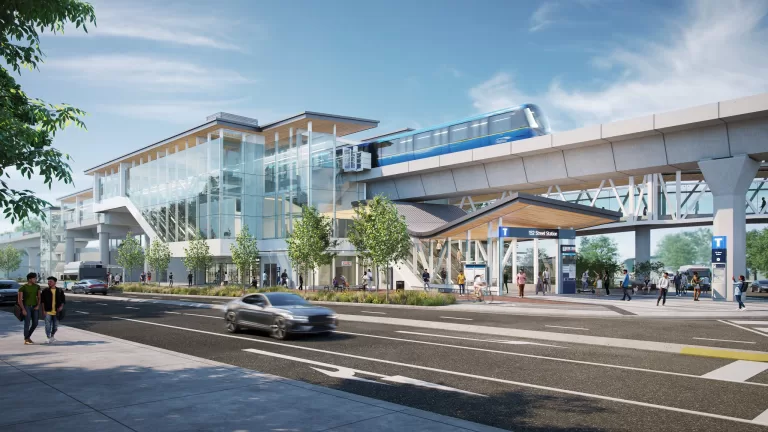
[560,244,577,294]
[711,236,727,300]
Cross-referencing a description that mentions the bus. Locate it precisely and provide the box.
[358,104,550,168]
[678,265,712,291]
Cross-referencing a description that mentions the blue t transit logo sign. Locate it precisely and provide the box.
[711,236,727,250]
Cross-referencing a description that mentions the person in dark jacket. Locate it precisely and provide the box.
[41,276,65,344]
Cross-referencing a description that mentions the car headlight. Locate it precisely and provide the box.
[329,314,338,319]
[286,315,309,322]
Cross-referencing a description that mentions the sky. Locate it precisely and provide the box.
[5,0,768,259]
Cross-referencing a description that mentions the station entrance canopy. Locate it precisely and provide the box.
[393,193,622,295]
[397,193,622,240]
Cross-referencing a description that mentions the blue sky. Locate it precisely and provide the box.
[6,0,768,258]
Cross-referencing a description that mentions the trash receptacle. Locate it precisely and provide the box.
[396,281,405,291]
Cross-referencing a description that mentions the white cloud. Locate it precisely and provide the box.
[98,97,253,125]
[529,3,557,32]
[472,0,768,130]
[44,55,251,92]
[57,2,249,51]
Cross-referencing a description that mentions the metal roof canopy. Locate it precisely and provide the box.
[407,193,622,239]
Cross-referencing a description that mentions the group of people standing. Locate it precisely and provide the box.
[16,272,65,345]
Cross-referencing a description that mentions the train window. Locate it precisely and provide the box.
[469,119,488,138]
[449,123,469,142]
[433,128,449,146]
[489,113,513,134]
[414,132,432,150]
[397,136,413,154]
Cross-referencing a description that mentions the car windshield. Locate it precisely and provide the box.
[266,293,309,306]
[0,282,17,289]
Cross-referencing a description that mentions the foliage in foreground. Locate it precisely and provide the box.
[119,283,456,305]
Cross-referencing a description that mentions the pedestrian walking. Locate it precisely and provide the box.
[733,275,747,310]
[41,276,65,344]
[503,272,509,294]
[367,269,373,290]
[187,272,193,287]
[147,271,152,284]
[680,273,688,296]
[168,272,174,287]
[473,275,486,302]
[440,267,447,283]
[225,272,231,286]
[262,270,268,287]
[516,269,526,298]
[602,271,610,296]
[422,269,431,291]
[457,270,466,295]
[18,272,41,345]
[581,270,589,291]
[280,270,288,287]
[594,271,603,295]
[535,274,544,295]
[542,268,550,293]
[141,271,146,284]
[621,269,632,301]
[656,272,670,306]
[298,274,304,290]
[673,272,681,296]
[691,272,702,301]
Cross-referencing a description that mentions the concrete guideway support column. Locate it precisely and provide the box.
[698,155,760,301]
[64,235,76,263]
[635,226,651,269]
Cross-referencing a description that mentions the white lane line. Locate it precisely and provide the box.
[718,320,768,338]
[693,337,756,345]
[109,316,767,427]
[396,330,563,348]
[183,312,220,319]
[179,299,192,301]
[545,325,588,331]
[335,331,768,387]
[165,311,181,314]
[440,316,473,321]
[756,328,768,334]
[125,307,139,310]
[75,311,89,315]
[729,321,768,325]
[702,360,768,382]
[754,407,768,426]
[360,311,387,315]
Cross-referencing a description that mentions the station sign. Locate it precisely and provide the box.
[498,227,576,239]
[711,235,727,263]
[711,236,727,250]
[340,261,353,267]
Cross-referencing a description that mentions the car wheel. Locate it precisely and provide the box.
[102,291,108,296]
[271,316,289,340]
[225,312,240,333]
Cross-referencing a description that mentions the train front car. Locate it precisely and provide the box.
[360,104,552,168]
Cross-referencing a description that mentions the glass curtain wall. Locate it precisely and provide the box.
[126,131,264,242]
[40,208,64,276]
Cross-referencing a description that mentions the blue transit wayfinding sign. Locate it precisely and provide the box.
[711,236,727,250]
[711,236,727,263]
[498,227,575,239]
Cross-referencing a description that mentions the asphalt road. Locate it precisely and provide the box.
[4,295,768,432]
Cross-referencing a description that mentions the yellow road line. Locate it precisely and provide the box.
[681,347,768,362]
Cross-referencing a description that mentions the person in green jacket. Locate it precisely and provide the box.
[17,272,41,345]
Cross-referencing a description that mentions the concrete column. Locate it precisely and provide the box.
[64,236,75,263]
[533,238,540,283]
[699,155,760,301]
[511,239,518,279]
[98,231,110,265]
[635,226,651,269]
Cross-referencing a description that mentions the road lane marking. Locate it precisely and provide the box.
[75,311,89,315]
[183,313,220,319]
[334,331,768,386]
[125,307,139,310]
[693,337,756,345]
[360,311,386,315]
[395,330,564,348]
[106,316,768,427]
[165,311,181,314]
[179,299,192,301]
[757,328,768,334]
[339,314,768,360]
[718,320,768,338]
[243,348,484,396]
[754,407,768,426]
[729,321,768,325]
[545,325,588,331]
[702,360,768,382]
[439,316,472,321]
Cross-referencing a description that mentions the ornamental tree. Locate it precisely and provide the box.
[116,232,144,282]
[347,195,411,295]
[230,225,259,286]
[183,233,213,285]
[286,206,336,288]
[0,244,23,277]
[146,240,171,284]
[0,1,96,223]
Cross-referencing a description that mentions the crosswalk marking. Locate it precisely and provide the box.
[702,360,768,382]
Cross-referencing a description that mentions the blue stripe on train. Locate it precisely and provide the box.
[376,128,538,167]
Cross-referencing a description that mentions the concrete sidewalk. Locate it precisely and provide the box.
[0,313,504,432]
